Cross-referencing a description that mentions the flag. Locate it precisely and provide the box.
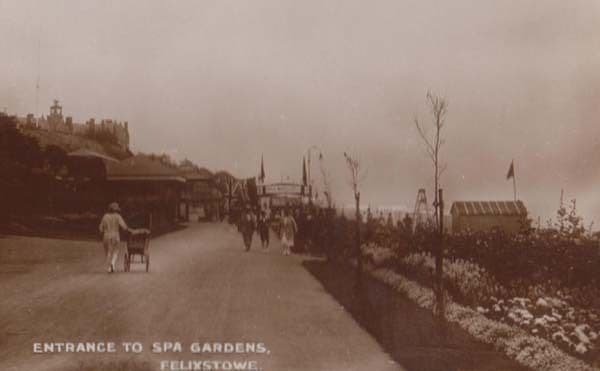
[302,157,307,185]
[506,161,514,180]
[259,155,265,182]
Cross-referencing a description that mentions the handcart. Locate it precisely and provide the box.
[124,229,151,272]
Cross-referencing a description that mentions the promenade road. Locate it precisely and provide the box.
[0,223,402,371]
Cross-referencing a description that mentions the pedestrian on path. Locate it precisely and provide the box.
[257,210,270,249]
[280,208,297,256]
[99,202,131,273]
[240,205,256,252]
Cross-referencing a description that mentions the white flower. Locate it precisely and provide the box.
[364,265,595,371]
[553,311,563,320]
[575,343,587,354]
[574,325,591,345]
[537,297,550,308]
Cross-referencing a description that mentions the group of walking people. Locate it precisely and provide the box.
[98,201,303,273]
[237,205,297,255]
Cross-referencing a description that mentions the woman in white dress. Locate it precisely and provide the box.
[280,209,297,256]
[99,202,131,273]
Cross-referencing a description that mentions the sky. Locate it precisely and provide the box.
[1,0,599,225]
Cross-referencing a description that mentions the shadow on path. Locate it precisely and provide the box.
[302,260,530,371]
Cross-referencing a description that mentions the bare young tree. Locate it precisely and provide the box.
[344,152,367,284]
[318,153,333,208]
[414,90,448,321]
[414,90,448,228]
[343,152,367,210]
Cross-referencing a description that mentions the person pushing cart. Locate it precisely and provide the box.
[99,202,131,273]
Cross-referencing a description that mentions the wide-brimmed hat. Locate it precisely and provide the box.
[108,202,121,212]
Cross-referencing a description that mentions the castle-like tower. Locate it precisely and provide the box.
[20,100,131,150]
[48,100,67,132]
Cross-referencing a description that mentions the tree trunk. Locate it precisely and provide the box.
[228,181,233,216]
[436,189,445,320]
[433,151,439,228]
[355,192,362,286]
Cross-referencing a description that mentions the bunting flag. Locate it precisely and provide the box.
[506,161,515,180]
[259,155,265,182]
[302,157,307,185]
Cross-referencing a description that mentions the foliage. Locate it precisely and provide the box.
[307,201,599,293]
[83,125,119,145]
[368,247,600,362]
[133,152,179,168]
[370,266,595,371]
[43,144,68,175]
[213,170,238,196]
[302,202,600,364]
[0,115,43,171]
[555,199,586,241]
[0,115,79,221]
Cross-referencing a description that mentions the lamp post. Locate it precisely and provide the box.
[305,145,323,204]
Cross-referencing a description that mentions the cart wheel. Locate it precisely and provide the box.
[145,255,150,272]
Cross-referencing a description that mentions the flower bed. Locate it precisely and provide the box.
[302,207,600,368]
[363,261,596,371]
[362,244,600,368]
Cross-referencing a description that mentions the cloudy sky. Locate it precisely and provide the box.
[1,0,599,224]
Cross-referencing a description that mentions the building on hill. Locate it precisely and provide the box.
[47,99,71,133]
[16,100,130,150]
[94,119,130,149]
[16,113,39,129]
[450,200,528,234]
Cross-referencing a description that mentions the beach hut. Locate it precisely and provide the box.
[450,200,528,234]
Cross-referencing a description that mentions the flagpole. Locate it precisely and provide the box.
[512,160,517,201]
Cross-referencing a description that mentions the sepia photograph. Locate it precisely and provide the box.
[1,1,599,370]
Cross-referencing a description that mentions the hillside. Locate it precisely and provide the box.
[22,128,131,160]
